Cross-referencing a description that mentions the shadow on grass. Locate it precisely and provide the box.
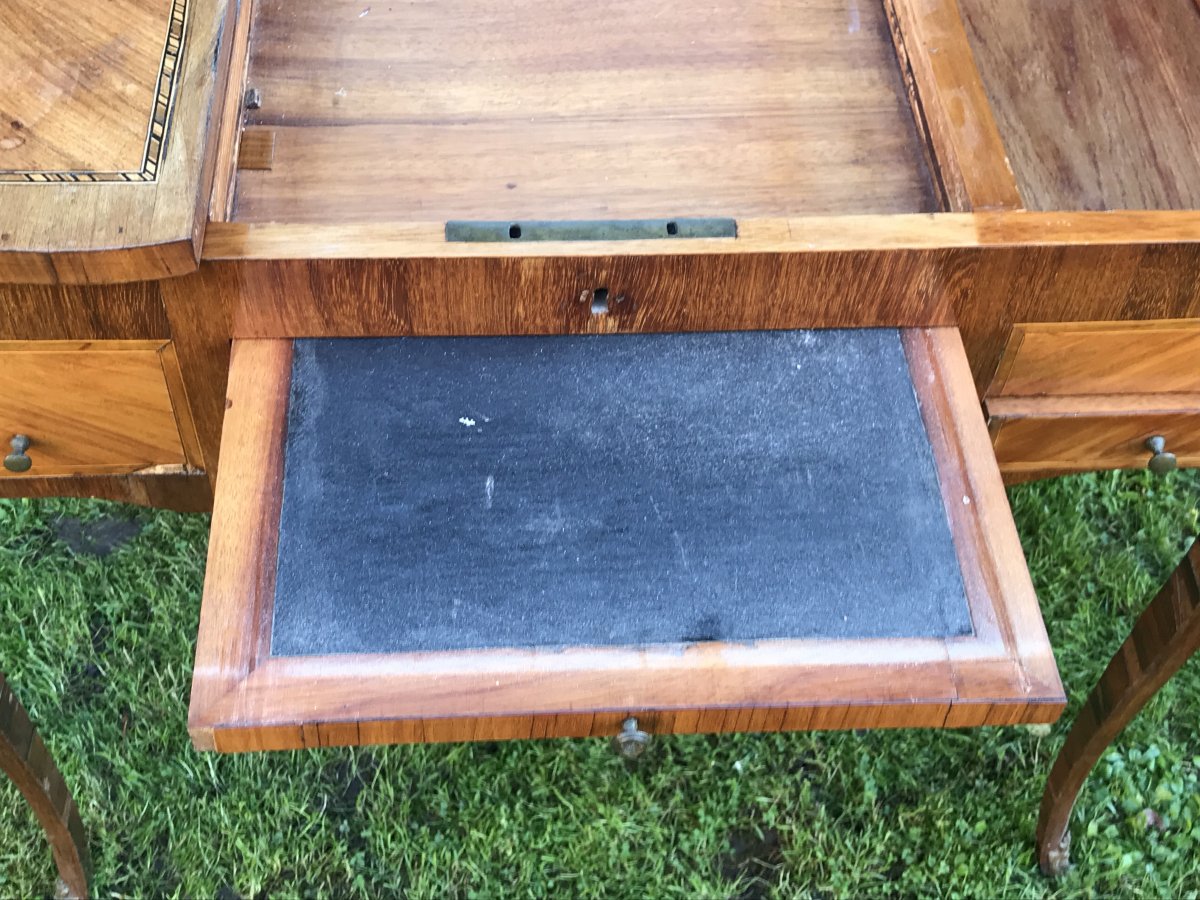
[1,471,1198,897]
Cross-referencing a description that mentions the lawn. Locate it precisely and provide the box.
[2,470,1199,897]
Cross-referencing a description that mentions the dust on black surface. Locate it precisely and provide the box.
[52,515,142,556]
[272,332,973,657]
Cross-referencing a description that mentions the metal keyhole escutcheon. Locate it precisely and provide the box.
[3,435,32,473]
[611,717,652,760]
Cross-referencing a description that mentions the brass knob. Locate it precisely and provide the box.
[3,435,31,473]
[611,717,651,760]
[1145,435,1177,476]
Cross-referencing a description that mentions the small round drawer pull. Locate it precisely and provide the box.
[1145,435,1177,476]
[4,434,32,473]
[611,717,652,760]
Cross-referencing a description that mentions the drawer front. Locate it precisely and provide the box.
[0,341,201,477]
[991,408,1200,476]
[189,328,1063,753]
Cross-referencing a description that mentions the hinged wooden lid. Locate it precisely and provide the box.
[0,0,234,284]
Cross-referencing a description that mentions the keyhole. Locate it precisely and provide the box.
[590,288,609,315]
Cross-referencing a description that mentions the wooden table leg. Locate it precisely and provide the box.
[0,674,91,898]
[1037,541,1200,876]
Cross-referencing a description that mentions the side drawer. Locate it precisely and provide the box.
[189,328,1064,753]
[988,397,1200,479]
[986,321,1200,479]
[0,341,202,478]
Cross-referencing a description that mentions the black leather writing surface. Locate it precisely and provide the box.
[270,331,972,656]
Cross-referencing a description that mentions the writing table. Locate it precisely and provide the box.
[1,0,1198,878]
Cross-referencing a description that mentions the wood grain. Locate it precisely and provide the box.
[187,329,1063,752]
[903,328,1063,706]
[208,0,257,221]
[0,281,169,341]
[14,215,1185,483]
[157,340,205,468]
[0,341,188,476]
[203,210,1200,260]
[960,0,1200,211]
[236,129,275,171]
[0,0,233,284]
[988,321,1200,399]
[956,243,1200,393]
[988,396,1200,478]
[0,674,90,898]
[160,267,234,483]
[882,0,1022,211]
[0,0,171,173]
[234,0,936,222]
[0,282,220,503]
[191,232,1200,398]
[223,704,963,752]
[0,471,211,511]
[188,339,291,750]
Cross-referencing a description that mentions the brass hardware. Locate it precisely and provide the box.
[611,717,651,760]
[1145,435,1177,475]
[445,217,738,243]
[4,435,32,473]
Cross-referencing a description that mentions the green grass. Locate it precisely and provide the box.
[2,470,1199,898]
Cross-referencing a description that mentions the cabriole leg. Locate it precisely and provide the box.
[0,674,90,898]
[1037,542,1200,876]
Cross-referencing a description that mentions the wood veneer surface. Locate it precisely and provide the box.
[234,0,938,223]
[989,322,1200,399]
[0,0,235,283]
[0,343,187,475]
[0,0,171,173]
[960,0,1200,211]
[988,395,1200,478]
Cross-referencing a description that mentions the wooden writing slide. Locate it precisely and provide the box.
[189,328,1063,752]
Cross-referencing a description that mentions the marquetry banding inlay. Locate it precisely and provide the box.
[0,0,188,183]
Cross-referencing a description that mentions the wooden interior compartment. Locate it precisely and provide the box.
[189,328,1063,753]
[959,0,1200,211]
[0,340,202,477]
[230,0,938,225]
